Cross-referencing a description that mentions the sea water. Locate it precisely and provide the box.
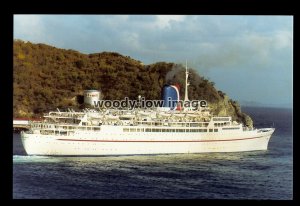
[13,107,293,199]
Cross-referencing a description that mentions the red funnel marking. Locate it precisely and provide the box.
[173,83,181,111]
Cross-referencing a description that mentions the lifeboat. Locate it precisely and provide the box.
[105,114,119,120]
[138,111,151,116]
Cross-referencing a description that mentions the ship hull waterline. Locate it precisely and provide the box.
[21,129,274,156]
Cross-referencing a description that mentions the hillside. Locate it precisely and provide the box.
[13,40,253,127]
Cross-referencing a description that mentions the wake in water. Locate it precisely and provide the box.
[13,155,62,163]
[13,151,268,164]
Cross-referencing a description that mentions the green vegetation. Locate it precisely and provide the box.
[13,40,252,127]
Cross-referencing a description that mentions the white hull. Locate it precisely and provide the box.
[21,128,274,156]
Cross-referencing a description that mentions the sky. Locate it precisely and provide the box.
[14,15,293,108]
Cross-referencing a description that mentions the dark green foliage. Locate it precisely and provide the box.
[13,40,245,124]
[76,95,84,104]
[75,60,86,69]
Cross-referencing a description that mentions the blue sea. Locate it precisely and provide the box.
[13,107,293,199]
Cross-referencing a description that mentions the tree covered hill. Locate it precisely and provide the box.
[13,40,253,127]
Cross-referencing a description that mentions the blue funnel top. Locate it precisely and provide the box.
[162,85,180,110]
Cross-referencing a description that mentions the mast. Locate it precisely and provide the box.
[184,60,190,102]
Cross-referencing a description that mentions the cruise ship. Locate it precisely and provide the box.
[20,65,275,156]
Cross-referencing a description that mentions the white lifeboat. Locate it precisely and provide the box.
[105,114,119,120]
[138,111,151,116]
[120,114,135,119]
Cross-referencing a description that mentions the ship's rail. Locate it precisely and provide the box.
[257,128,274,133]
[29,114,245,130]
[135,120,210,127]
[26,120,247,137]
[30,120,213,128]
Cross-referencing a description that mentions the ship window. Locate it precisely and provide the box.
[214,129,218,132]
[145,128,151,132]
[213,117,230,121]
[130,128,136,132]
[222,127,240,130]
[123,128,129,132]
[209,129,213,132]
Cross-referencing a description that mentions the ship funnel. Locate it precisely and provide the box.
[161,84,181,110]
